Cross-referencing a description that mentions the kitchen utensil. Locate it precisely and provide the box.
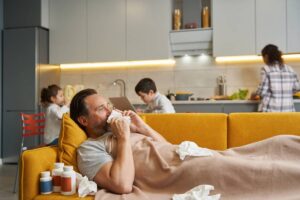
[217,75,227,96]
[175,93,193,101]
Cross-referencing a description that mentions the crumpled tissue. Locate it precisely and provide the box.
[176,141,213,160]
[172,184,221,200]
[107,110,131,124]
[76,172,97,197]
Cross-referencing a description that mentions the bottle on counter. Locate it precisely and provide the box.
[174,9,181,30]
[202,6,210,28]
[61,165,76,195]
[217,75,227,96]
[52,162,64,192]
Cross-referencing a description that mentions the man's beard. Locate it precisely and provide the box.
[92,122,109,137]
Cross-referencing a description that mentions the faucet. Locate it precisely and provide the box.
[113,79,126,96]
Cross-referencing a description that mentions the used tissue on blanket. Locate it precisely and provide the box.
[172,184,221,200]
[107,110,131,124]
[176,141,213,160]
[76,172,97,197]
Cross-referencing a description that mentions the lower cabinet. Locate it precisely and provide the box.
[135,102,300,113]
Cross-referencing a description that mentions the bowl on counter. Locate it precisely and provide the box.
[175,93,193,101]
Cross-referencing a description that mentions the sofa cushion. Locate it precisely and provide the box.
[140,113,228,150]
[228,112,300,148]
[58,114,87,172]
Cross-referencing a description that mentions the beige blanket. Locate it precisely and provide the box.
[95,134,300,200]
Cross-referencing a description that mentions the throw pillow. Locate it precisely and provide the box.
[58,113,87,172]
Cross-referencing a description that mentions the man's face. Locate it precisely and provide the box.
[84,94,112,136]
[138,90,155,104]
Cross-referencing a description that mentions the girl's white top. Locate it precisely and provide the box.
[44,103,69,144]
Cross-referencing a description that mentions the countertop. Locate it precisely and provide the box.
[133,99,300,105]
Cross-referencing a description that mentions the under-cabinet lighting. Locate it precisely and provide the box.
[216,54,300,63]
[215,55,262,63]
[60,59,176,70]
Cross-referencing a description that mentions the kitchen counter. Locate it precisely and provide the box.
[133,99,300,113]
[171,100,259,104]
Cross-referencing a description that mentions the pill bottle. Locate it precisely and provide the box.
[40,171,52,194]
[52,162,64,192]
[61,165,76,195]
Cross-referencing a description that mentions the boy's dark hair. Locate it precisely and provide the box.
[135,78,157,94]
[70,88,97,131]
[40,84,62,106]
[261,44,284,66]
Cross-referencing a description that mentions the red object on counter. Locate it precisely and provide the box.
[184,22,197,29]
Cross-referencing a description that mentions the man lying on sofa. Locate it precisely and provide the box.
[70,88,300,200]
[70,88,166,194]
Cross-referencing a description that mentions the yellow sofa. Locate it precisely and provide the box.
[19,112,300,200]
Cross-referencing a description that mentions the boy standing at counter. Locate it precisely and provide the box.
[135,78,175,113]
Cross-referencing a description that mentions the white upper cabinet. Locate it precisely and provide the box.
[49,0,171,64]
[213,0,255,57]
[213,0,293,56]
[49,0,87,64]
[87,0,126,62]
[126,0,171,61]
[287,0,300,53]
[256,0,286,54]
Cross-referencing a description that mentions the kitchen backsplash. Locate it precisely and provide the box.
[59,56,300,104]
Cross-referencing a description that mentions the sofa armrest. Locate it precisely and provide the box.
[20,146,58,200]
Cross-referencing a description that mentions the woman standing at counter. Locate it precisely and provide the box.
[252,44,300,112]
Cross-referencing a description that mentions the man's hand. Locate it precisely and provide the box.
[122,110,149,134]
[122,110,167,142]
[110,117,131,141]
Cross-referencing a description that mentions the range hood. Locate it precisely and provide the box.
[170,28,212,56]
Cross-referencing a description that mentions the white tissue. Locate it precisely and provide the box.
[107,110,131,124]
[172,185,221,200]
[76,172,97,197]
[176,141,213,160]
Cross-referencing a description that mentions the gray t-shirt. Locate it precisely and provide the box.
[77,132,113,180]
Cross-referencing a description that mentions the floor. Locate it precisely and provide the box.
[0,164,18,200]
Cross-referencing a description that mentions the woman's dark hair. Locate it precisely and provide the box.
[40,84,62,106]
[261,44,284,66]
[135,78,157,94]
[70,88,97,130]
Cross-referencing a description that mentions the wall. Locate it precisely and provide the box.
[60,56,300,104]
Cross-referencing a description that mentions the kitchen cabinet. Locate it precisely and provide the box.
[126,0,171,60]
[49,0,171,64]
[287,0,300,53]
[213,0,288,56]
[213,0,255,56]
[3,28,50,163]
[4,0,49,29]
[255,0,286,54]
[49,0,87,64]
[134,101,300,113]
[87,0,126,62]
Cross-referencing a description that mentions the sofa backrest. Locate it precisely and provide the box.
[140,113,228,150]
[228,112,300,148]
